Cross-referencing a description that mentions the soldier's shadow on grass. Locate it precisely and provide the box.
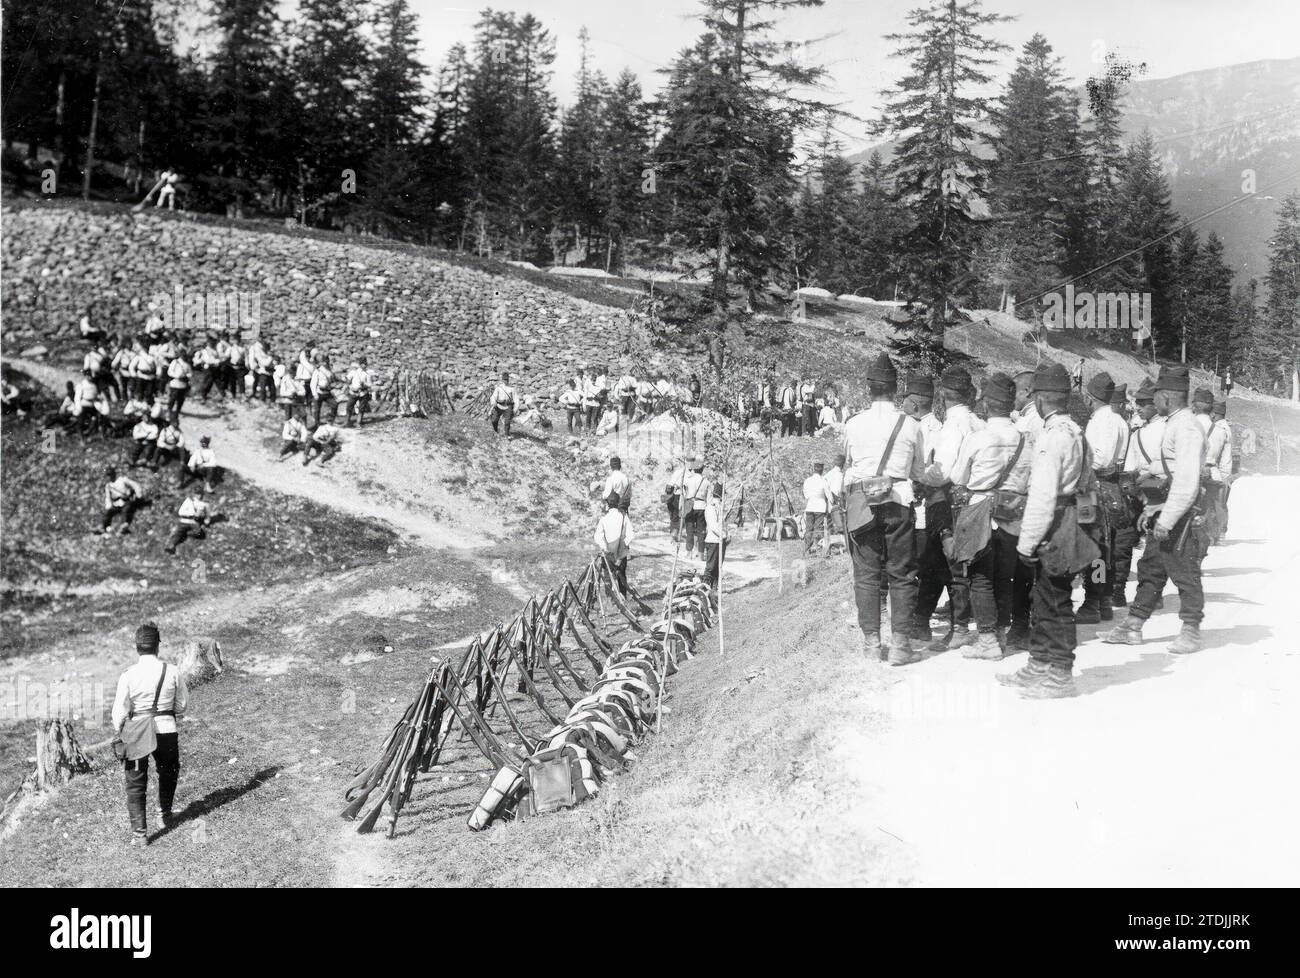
[1201,567,1271,578]
[151,764,281,841]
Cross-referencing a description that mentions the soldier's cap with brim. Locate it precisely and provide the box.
[1110,383,1128,405]
[135,621,161,649]
[1213,399,1227,414]
[866,353,897,384]
[1193,386,1214,406]
[1031,363,1071,394]
[1155,365,1190,393]
[982,372,1015,409]
[1135,378,1156,402]
[905,372,934,397]
[941,365,974,393]
[1086,371,1116,402]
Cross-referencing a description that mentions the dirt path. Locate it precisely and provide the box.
[827,475,1299,886]
[9,358,485,548]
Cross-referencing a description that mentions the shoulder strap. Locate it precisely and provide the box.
[151,664,167,712]
[1135,426,1152,463]
[994,433,1026,490]
[876,414,907,477]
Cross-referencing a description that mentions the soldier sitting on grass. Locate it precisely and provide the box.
[165,492,213,555]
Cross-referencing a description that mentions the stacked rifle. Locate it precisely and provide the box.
[342,555,715,836]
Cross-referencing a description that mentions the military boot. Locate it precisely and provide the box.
[1099,595,1114,621]
[962,630,1004,660]
[1003,622,1031,653]
[888,635,921,667]
[1111,586,1128,608]
[1103,615,1145,645]
[996,659,1049,688]
[862,633,884,661]
[1168,623,1203,655]
[1019,664,1078,699]
[1074,599,1101,624]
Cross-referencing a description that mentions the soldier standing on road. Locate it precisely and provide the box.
[1207,399,1234,544]
[1077,371,1127,625]
[1111,379,1157,605]
[997,363,1092,699]
[843,354,925,665]
[1105,365,1208,655]
[112,622,188,846]
[1005,368,1043,651]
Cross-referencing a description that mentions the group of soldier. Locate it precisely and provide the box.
[747,372,849,436]
[52,320,382,552]
[833,354,1233,699]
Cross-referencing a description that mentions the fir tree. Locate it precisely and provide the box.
[874,0,1013,370]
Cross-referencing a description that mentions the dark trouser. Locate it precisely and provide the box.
[1130,517,1206,626]
[585,405,599,429]
[345,393,369,426]
[914,501,971,629]
[566,408,578,433]
[780,410,796,436]
[800,404,815,435]
[804,511,830,553]
[621,395,634,418]
[280,438,301,457]
[199,369,218,400]
[166,521,206,552]
[98,370,120,401]
[125,732,180,834]
[490,405,514,436]
[167,386,187,421]
[129,439,155,466]
[180,464,217,490]
[313,393,335,426]
[683,510,706,557]
[101,501,136,530]
[1111,504,1141,595]
[705,540,728,586]
[253,373,273,399]
[1011,550,1033,631]
[1082,516,1112,604]
[968,527,1020,632]
[667,495,681,536]
[849,502,917,638]
[154,446,180,469]
[1030,564,1078,669]
[133,377,157,400]
[607,556,628,595]
[229,365,246,397]
[280,400,296,420]
[304,440,338,465]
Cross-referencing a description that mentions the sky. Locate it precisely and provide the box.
[406,0,1300,151]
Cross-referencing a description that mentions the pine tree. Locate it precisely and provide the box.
[597,69,654,273]
[1116,130,1179,350]
[203,0,293,216]
[1229,279,1261,383]
[1080,57,1135,295]
[874,0,1013,369]
[656,0,835,374]
[555,28,610,264]
[292,0,372,226]
[1192,230,1234,366]
[1260,191,1300,398]
[1167,227,1201,363]
[981,33,1083,313]
[367,0,426,154]
[794,124,858,294]
[852,150,905,301]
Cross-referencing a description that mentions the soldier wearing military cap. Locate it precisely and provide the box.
[1004,368,1043,650]
[1077,370,1126,624]
[912,365,985,651]
[842,353,926,664]
[1191,386,1214,436]
[997,362,1098,698]
[111,621,189,846]
[1106,365,1209,654]
[947,372,1032,659]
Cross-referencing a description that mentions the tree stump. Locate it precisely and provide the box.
[166,638,224,688]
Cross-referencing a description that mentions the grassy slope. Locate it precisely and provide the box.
[0,365,406,657]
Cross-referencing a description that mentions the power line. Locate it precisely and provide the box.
[1021,164,1300,309]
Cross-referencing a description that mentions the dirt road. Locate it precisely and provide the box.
[830,474,1299,886]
